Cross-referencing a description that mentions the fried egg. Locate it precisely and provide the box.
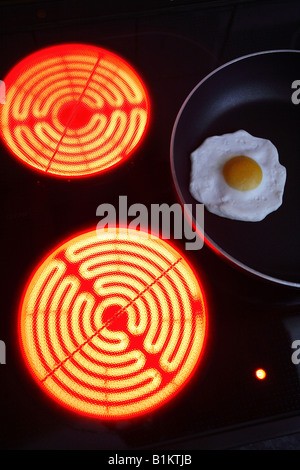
[189,130,287,222]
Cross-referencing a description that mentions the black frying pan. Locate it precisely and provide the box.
[171,50,300,288]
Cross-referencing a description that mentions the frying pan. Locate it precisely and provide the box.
[171,50,300,288]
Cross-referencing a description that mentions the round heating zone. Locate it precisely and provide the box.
[0,43,150,177]
[19,228,207,419]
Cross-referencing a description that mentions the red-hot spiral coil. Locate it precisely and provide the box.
[0,44,150,177]
[19,228,207,419]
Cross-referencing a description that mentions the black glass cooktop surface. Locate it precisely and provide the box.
[1,0,300,451]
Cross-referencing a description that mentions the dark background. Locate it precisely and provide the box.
[1,0,300,450]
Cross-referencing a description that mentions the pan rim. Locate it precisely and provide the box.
[170,49,300,289]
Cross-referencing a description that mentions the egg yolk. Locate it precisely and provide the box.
[222,155,263,191]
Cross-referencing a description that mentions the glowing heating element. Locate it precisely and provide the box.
[0,44,150,177]
[255,368,267,380]
[19,228,207,420]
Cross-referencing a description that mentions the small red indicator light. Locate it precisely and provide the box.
[19,228,207,420]
[255,368,267,380]
[0,44,150,177]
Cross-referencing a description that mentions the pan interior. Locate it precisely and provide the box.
[172,51,300,286]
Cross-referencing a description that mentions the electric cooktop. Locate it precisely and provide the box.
[1,0,300,452]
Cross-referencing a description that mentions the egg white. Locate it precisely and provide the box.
[190,130,287,222]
